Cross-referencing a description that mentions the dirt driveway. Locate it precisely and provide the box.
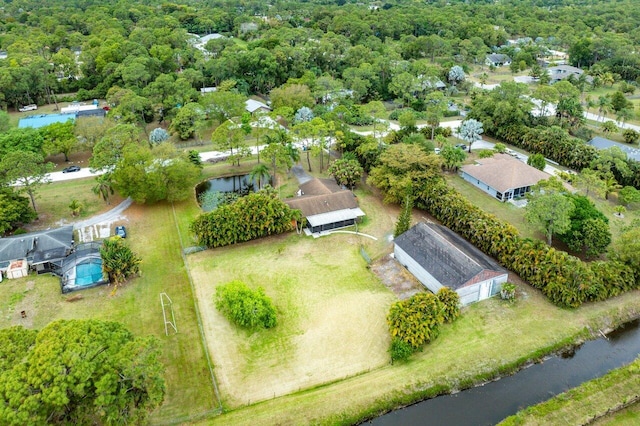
[370,253,425,300]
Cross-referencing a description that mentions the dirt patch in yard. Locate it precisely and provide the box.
[370,253,425,300]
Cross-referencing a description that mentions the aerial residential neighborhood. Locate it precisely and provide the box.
[1,0,640,425]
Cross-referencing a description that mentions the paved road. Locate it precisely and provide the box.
[583,112,640,132]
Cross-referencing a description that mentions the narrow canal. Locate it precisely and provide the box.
[371,319,640,425]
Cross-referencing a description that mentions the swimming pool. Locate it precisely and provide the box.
[75,262,104,286]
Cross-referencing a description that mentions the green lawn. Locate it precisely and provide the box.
[188,232,396,409]
[2,189,218,422]
[28,176,125,229]
[5,153,640,425]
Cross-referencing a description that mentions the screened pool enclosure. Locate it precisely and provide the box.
[59,242,108,293]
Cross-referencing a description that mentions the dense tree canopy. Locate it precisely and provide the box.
[0,320,165,425]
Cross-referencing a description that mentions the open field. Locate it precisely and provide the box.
[4,152,640,425]
[199,279,640,425]
[188,232,396,407]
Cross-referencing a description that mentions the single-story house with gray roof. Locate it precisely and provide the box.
[547,65,593,84]
[0,226,74,276]
[485,53,511,67]
[284,178,365,234]
[589,136,640,162]
[394,222,508,305]
[245,99,271,114]
[460,153,551,201]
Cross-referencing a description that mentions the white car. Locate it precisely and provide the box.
[19,104,37,112]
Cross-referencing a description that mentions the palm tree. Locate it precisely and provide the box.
[597,95,611,121]
[92,174,115,205]
[249,163,271,190]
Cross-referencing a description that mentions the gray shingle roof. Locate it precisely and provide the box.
[394,222,506,290]
[0,226,74,268]
[284,178,359,217]
[589,136,640,162]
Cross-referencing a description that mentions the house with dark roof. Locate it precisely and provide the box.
[0,226,74,277]
[394,222,508,305]
[485,53,511,67]
[460,153,551,201]
[589,136,640,162]
[284,178,365,234]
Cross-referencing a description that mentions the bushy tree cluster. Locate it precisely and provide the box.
[0,320,165,425]
[191,188,301,248]
[388,289,460,362]
[215,280,277,330]
[100,236,142,287]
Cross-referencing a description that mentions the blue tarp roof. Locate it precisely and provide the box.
[589,136,640,162]
[18,113,75,129]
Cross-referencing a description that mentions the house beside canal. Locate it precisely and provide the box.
[394,222,508,306]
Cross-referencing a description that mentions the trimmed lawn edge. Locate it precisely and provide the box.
[203,306,640,425]
[170,203,223,414]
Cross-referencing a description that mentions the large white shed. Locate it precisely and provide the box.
[394,222,508,306]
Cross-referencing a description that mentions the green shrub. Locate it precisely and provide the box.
[387,293,444,350]
[215,281,277,330]
[191,188,301,248]
[437,287,460,322]
[500,282,517,301]
[389,338,414,363]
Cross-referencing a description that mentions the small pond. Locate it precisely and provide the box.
[195,175,255,211]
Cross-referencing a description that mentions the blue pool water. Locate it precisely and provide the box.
[75,262,104,286]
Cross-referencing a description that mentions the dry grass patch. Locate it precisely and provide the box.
[188,231,397,408]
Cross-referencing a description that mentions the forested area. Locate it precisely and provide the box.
[1,0,640,110]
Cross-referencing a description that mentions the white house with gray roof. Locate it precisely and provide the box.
[394,222,508,306]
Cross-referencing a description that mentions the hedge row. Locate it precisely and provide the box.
[415,180,638,308]
[491,123,640,189]
[191,189,301,248]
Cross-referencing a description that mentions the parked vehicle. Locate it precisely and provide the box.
[62,165,81,173]
[115,225,127,238]
[455,144,467,150]
[18,104,37,112]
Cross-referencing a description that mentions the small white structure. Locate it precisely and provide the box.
[394,222,508,306]
[60,102,99,114]
[200,87,217,94]
[7,259,29,279]
[245,99,271,114]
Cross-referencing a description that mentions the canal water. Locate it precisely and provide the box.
[370,319,640,425]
